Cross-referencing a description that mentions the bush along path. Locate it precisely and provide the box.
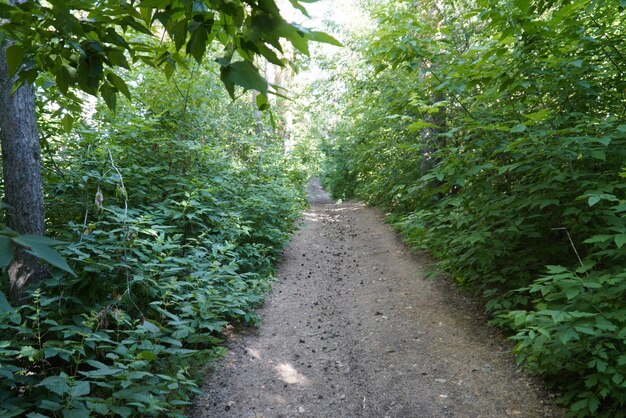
[319,1,626,415]
[192,179,561,417]
[0,60,307,416]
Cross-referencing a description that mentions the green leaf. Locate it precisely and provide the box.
[139,0,170,9]
[565,286,581,300]
[220,60,268,97]
[590,150,605,161]
[19,345,37,359]
[77,54,103,95]
[36,375,71,396]
[588,395,599,414]
[510,123,527,133]
[31,247,72,275]
[106,49,130,69]
[615,234,626,248]
[142,320,160,333]
[100,83,117,111]
[407,120,439,132]
[55,66,73,94]
[44,346,72,360]
[256,93,270,111]
[163,60,175,80]
[569,59,583,67]
[12,235,62,246]
[310,31,343,47]
[64,410,89,418]
[524,109,551,122]
[583,234,612,244]
[277,23,310,55]
[557,327,579,345]
[288,0,311,17]
[106,72,131,100]
[12,235,75,276]
[121,16,153,36]
[138,350,158,361]
[588,195,600,206]
[82,360,119,376]
[0,290,14,314]
[71,381,90,397]
[110,406,132,418]
[61,114,74,133]
[574,325,596,335]
[86,402,110,415]
[6,44,24,76]
[186,26,209,63]
[595,315,616,331]
[0,235,13,268]
[570,398,588,412]
[172,20,188,51]
[514,0,529,13]
[546,265,569,274]
[257,44,284,66]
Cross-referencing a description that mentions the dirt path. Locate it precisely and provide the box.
[192,179,560,418]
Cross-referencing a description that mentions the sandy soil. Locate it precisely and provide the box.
[192,179,561,418]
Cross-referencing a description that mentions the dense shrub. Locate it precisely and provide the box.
[322,0,626,415]
[0,63,306,416]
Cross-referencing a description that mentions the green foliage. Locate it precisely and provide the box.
[1,59,306,415]
[322,0,626,415]
[0,0,337,109]
[0,228,74,275]
[506,266,626,417]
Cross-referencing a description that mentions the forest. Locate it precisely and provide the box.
[1,0,625,417]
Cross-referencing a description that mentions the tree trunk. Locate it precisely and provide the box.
[419,5,446,177]
[272,60,295,153]
[251,89,264,136]
[0,29,46,302]
[251,58,268,137]
[419,91,445,176]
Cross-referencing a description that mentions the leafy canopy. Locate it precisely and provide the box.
[0,0,340,108]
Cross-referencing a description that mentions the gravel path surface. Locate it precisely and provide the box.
[192,179,561,418]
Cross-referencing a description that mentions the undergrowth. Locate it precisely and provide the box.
[0,63,307,416]
[321,0,626,416]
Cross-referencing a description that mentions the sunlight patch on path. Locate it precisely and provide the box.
[274,363,309,385]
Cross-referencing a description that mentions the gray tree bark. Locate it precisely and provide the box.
[251,89,264,136]
[251,59,268,137]
[0,27,46,302]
